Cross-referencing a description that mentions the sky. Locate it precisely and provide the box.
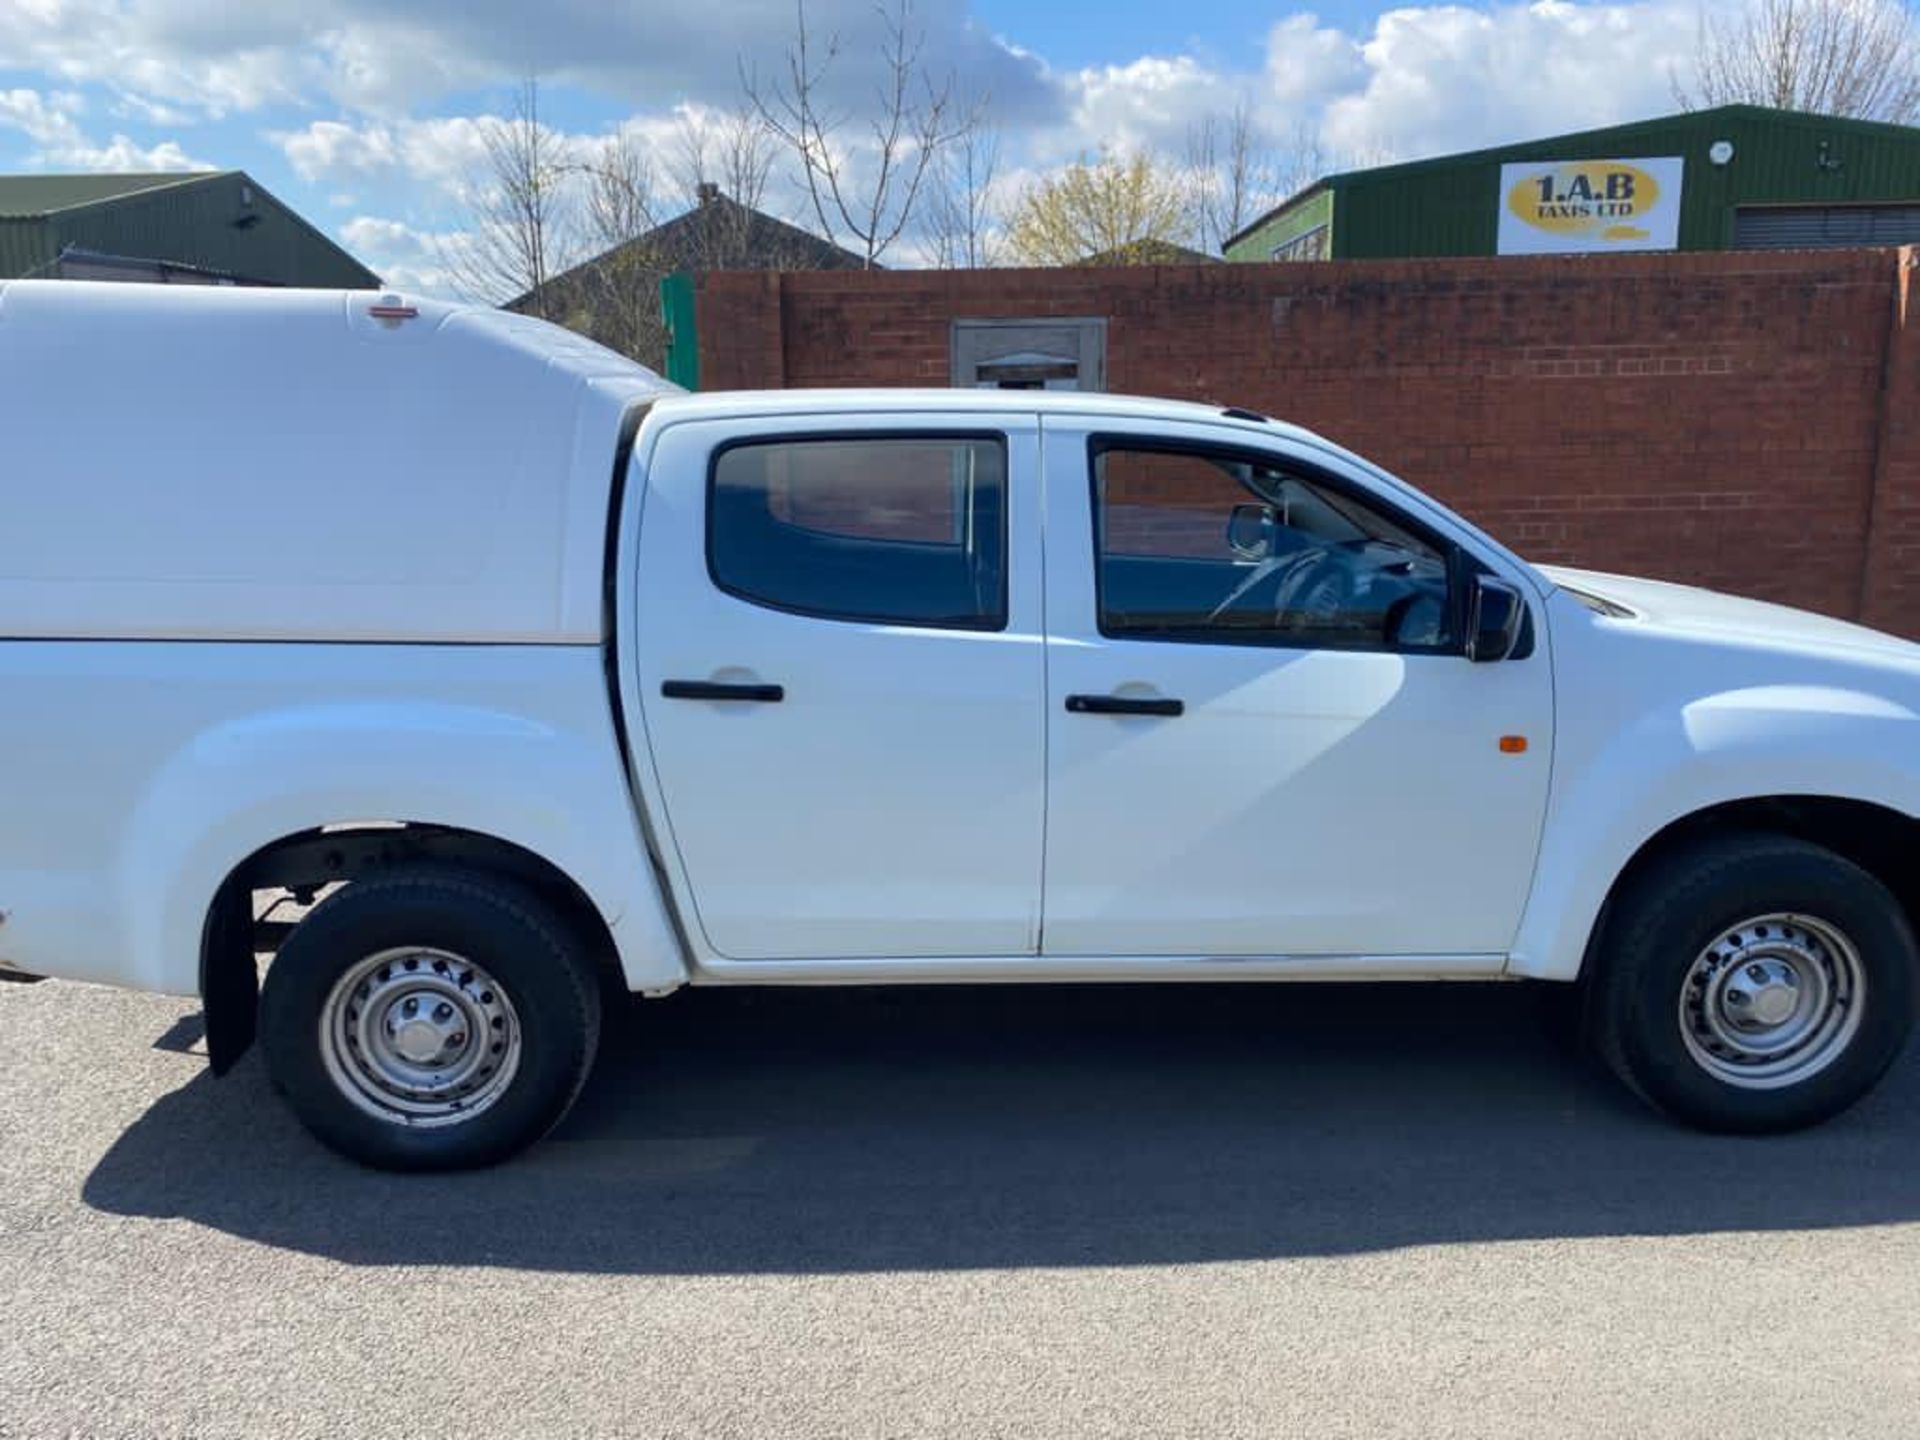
[0,0,1717,291]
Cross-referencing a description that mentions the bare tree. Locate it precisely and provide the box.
[671,104,778,212]
[442,79,576,312]
[571,128,665,362]
[745,0,972,267]
[923,119,1001,267]
[1185,108,1333,255]
[1676,0,1920,122]
[670,103,785,269]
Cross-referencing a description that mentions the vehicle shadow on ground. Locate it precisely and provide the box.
[84,983,1920,1273]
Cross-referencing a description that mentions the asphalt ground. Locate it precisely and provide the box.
[3,974,1918,1439]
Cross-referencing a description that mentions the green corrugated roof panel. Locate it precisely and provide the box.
[0,172,224,218]
[0,217,53,276]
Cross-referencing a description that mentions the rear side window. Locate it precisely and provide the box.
[709,435,1007,629]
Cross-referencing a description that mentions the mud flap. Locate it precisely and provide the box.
[201,879,259,1075]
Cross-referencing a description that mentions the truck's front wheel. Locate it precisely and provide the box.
[261,867,602,1170]
[1591,833,1916,1133]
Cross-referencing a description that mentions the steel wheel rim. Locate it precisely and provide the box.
[318,947,523,1127]
[1678,913,1865,1090]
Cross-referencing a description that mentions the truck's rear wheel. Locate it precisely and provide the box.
[261,867,602,1170]
[1590,833,1916,1133]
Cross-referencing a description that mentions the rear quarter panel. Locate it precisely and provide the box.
[0,641,686,995]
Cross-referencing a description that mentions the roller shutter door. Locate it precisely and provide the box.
[1733,205,1920,250]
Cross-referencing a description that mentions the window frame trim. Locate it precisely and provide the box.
[1084,433,1472,657]
[705,428,1013,633]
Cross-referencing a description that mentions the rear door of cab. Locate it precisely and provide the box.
[627,410,1047,961]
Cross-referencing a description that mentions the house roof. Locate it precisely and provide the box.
[640,191,871,271]
[516,190,868,311]
[0,171,227,218]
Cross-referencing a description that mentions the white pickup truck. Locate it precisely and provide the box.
[3,280,1915,1168]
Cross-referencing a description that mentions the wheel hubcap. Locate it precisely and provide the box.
[1678,914,1865,1090]
[318,947,522,1127]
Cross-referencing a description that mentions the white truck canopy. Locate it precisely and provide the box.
[0,281,678,643]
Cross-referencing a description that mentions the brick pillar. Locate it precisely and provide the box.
[1859,248,1920,637]
[695,271,787,390]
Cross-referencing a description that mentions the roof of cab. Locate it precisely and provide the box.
[648,387,1329,448]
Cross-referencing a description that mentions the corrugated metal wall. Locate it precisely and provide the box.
[48,174,378,286]
[0,217,56,278]
[1,174,378,286]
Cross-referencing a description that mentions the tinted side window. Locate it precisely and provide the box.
[710,436,1007,629]
[1093,444,1454,651]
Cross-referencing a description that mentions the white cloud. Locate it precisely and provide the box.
[0,85,211,170]
[0,1,308,118]
[275,104,789,218]
[338,213,461,294]
[55,133,213,170]
[0,86,88,149]
[1053,55,1236,158]
[275,116,492,197]
[0,0,1058,124]
[1266,14,1369,110]
[1029,0,1706,187]
[1312,0,1699,160]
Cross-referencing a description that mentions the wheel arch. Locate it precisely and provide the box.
[1527,795,1920,987]
[200,819,683,1075]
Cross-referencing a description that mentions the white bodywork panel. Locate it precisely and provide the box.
[1035,414,1555,958]
[1508,570,1920,980]
[0,641,685,995]
[0,280,672,643]
[627,413,1048,959]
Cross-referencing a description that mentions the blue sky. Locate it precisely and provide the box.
[0,0,1708,289]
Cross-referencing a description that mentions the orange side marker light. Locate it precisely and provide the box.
[1499,735,1529,754]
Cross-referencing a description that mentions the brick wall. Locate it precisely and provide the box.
[695,247,1920,633]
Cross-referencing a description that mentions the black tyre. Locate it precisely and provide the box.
[1590,833,1916,1133]
[260,866,602,1171]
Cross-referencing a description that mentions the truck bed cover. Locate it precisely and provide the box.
[0,281,677,643]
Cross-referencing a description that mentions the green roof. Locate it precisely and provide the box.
[0,171,227,219]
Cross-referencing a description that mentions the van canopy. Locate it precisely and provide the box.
[0,281,678,643]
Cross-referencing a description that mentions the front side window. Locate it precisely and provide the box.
[710,435,1007,629]
[1093,442,1454,651]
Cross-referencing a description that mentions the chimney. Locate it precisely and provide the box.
[696,182,720,207]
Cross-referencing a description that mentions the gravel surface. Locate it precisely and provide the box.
[2,976,1917,1439]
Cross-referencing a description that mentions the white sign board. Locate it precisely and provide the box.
[1496,157,1684,255]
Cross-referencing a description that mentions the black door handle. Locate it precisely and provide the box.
[661,680,785,703]
[1065,693,1184,717]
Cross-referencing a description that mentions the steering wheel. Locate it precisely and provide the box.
[1273,544,1357,630]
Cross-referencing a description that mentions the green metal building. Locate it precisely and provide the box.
[0,171,379,287]
[1225,105,1920,263]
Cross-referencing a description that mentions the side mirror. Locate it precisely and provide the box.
[1466,577,1524,662]
[1225,502,1276,560]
